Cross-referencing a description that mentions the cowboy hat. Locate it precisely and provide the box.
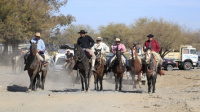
[35,32,41,37]
[147,34,154,37]
[115,38,120,41]
[96,37,102,41]
[78,30,87,34]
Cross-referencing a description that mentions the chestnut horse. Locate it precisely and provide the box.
[144,49,158,93]
[93,48,105,91]
[112,46,125,91]
[129,46,142,89]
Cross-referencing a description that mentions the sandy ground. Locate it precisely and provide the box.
[0,66,200,112]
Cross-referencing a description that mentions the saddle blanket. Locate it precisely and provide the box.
[36,53,50,63]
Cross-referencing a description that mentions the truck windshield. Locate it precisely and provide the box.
[190,49,196,54]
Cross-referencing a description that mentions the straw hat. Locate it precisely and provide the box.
[66,49,70,52]
[96,37,102,41]
[35,32,41,37]
[115,38,120,41]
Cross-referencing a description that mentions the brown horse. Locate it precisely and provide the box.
[93,48,105,91]
[112,46,125,91]
[27,42,48,91]
[129,46,142,89]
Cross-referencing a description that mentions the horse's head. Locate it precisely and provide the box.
[116,48,122,62]
[94,48,102,63]
[145,49,153,64]
[131,46,137,59]
[95,48,102,58]
[74,44,84,61]
[30,41,37,56]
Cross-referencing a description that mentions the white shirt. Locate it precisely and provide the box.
[92,42,110,54]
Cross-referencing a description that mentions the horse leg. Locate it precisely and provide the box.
[94,74,97,90]
[80,75,84,91]
[85,72,88,91]
[147,77,151,93]
[36,73,40,89]
[115,75,118,91]
[100,77,103,91]
[152,77,156,93]
[33,76,37,91]
[88,71,91,91]
[41,71,47,90]
[138,72,142,88]
[119,76,122,92]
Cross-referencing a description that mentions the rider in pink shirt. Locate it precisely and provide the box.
[112,43,126,54]
[107,38,129,72]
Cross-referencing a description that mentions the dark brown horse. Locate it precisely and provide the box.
[74,44,91,91]
[144,49,158,93]
[27,42,48,91]
[129,46,142,88]
[112,47,125,91]
[93,48,105,91]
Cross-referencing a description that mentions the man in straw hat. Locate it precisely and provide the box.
[76,30,96,71]
[143,34,164,75]
[24,32,46,71]
[92,37,110,72]
[107,38,129,72]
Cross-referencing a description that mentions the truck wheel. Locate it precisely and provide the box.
[166,65,173,71]
[183,62,192,70]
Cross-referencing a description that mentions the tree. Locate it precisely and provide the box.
[130,18,188,57]
[0,0,75,64]
[99,23,131,46]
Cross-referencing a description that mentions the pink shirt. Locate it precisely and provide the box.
[112,43,126,54]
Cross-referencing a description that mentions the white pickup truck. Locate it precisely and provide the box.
[164,45,198,70]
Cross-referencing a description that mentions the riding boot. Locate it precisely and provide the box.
[126,66,130,71]
[157,66,164,75]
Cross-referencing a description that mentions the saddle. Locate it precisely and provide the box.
[84,51,92,59]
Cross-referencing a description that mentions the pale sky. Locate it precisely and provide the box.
[60,0,200,31]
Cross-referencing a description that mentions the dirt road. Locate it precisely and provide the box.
[0,66,200,112]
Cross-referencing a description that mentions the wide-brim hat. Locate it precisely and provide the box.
[115,38,120,41]
[78,30,87,34]
[66,49,70,52]
[147,34,154,38]
[96,37,102,41]
[35,32,41,37]
[133,42,139,45]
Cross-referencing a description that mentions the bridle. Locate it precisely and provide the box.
[74,47,85,62]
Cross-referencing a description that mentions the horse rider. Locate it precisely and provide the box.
[107,38,129,72]
[63,49,74,69]
[24,32,46,71]
[143,34,164,75]
[129,42,142,64]
[76,30,96,71]
[92,37,109,61]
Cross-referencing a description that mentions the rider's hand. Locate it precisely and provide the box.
[37,50,40,53]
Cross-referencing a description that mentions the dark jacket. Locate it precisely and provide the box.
[77,35,95,48]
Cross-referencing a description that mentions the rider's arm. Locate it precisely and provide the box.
[77,38,81,45]
[155,41,161,53]
[88,36,95,48]
[41,40,45,52]
[121,44,126,53]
